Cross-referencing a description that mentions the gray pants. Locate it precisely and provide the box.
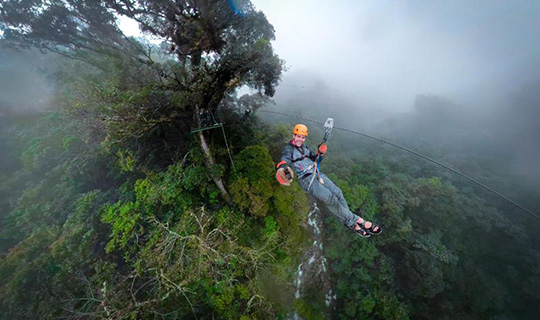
[298,172,359,228]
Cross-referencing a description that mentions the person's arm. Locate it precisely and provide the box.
[305,145,318,161]
[307,144,327,161]
[277,145,293,169]
[276,145,294,185]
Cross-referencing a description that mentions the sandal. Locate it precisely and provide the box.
[356,219,383,236]
[351,223,371,238]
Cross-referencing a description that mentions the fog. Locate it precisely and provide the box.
[254,0,540,108]
[0,46,55,114]
[253,0,540,190]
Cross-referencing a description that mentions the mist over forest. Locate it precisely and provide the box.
[269,70,540,193]
[1,0,540,319]
[255,0,540,190]
[0,48,54,114]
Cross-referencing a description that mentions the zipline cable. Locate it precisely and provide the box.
[259,109,540,221]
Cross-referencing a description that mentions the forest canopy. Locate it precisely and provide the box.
[1,1,540,319]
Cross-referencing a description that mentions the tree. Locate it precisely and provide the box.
[1,0,283,204]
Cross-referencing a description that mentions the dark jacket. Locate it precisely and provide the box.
[280,140,321,179]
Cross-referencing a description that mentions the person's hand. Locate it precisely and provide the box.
[276,167,294,186]
[318,143,327,155]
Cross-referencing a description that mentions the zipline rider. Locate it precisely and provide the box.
[276,124,382,237]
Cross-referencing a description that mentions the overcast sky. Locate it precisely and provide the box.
[251,0,540,111]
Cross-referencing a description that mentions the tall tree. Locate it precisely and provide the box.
[1,0,283,202]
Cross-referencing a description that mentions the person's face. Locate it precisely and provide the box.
[292,134,306,147]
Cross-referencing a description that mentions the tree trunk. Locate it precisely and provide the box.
[196,104,233,206]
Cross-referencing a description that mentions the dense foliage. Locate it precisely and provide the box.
[260,101,540,319]
[2,1,540,319]
[0,109,309,318]
[0,46,306,317]
[320,157,540,319]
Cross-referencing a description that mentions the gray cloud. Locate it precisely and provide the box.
[0,46,54,114]
[254,0,540,109]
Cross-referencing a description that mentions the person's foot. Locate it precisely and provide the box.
[355,218,382,235]
[352,224,370,237]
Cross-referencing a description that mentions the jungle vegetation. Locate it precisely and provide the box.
[1,1,539,319]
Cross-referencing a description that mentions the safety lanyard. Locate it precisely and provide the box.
[307,118,334,191]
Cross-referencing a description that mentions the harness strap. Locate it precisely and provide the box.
[289,141,310,163]
[291,156,309,163]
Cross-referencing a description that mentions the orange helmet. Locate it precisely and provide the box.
[293,124,308,136]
